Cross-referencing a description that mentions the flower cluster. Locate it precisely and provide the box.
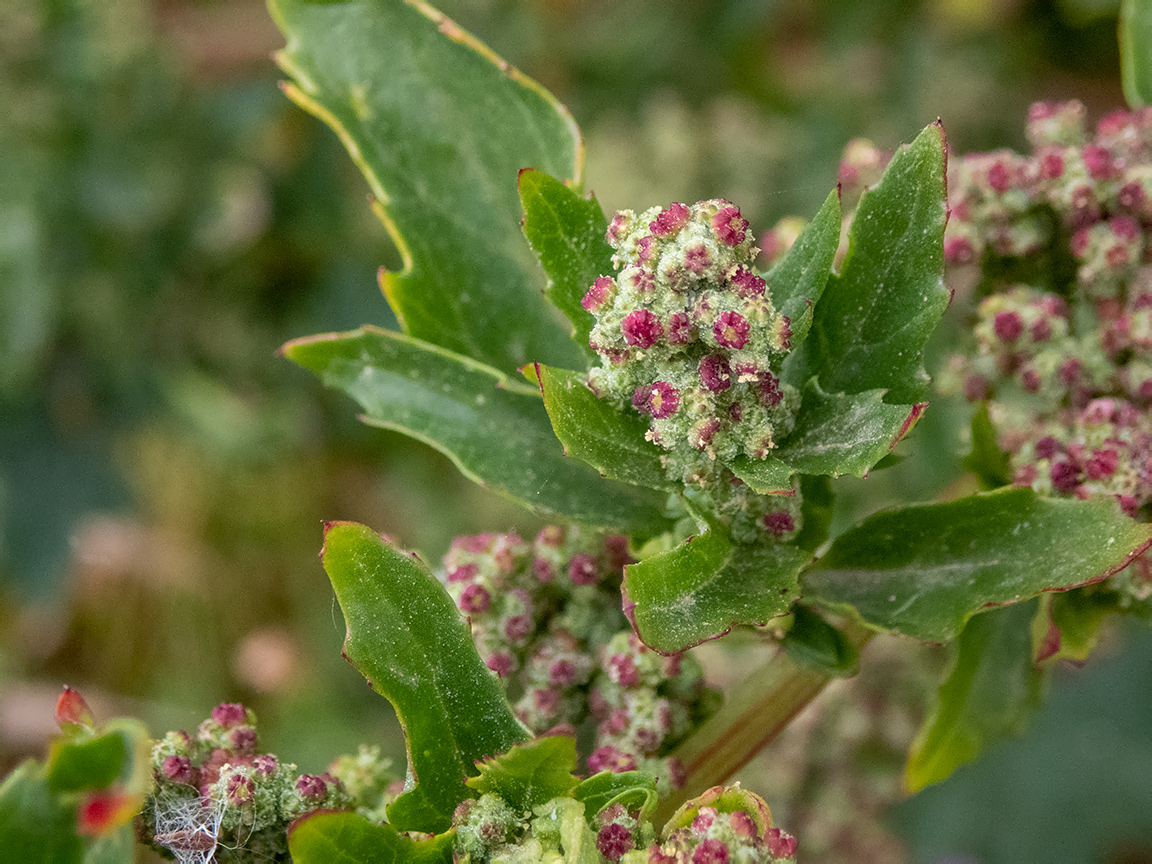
[584,200,798,489]
[141,702,375,863]
[942,100,1152,597]
[441,526,717,787]
[450,784,797,864]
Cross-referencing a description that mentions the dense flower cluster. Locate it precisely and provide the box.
[941,100,1152,594]
[441,527,717,788]
[141,702,379,863]
[451,784,797,864]
[585,200,797,488]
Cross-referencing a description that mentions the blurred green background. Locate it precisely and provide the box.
[1,0,1148,861]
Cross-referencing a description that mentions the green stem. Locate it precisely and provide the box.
[659,619,875,823]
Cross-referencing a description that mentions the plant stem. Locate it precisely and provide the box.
[659,619,875,823]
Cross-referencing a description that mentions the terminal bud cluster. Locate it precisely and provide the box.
[585,200,797,488]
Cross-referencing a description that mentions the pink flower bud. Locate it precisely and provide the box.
[211,703,248,729]
[582,276,615,312]
[460,584,491,614]
[698,354,732,392]
[295,774,329,801]
[691,838,730,864]
[587,745,638,774]
[713,311,750,349]
[568,553,601,586]
[765,828,799,857]
[1050,460,1081,493]
[650,203,690,237]
[730,267,765,298]
[635,381,681,419]
[622,310,664,348]
[762,512,795,536]
[227,773,256,805]
[162,755,194,785]
[1082,144,1116,180]
[684,244,713,273]
[608,653,640,687]
[667,312,694,344]
[757,375,784,408]
[993,311,1024,342]
[712,205,748,246]
[597,823,635,861]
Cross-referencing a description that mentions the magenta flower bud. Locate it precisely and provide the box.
[730,267,765,298]
[1021,369,1041,393]
[486,652,515,678]
[645,384,677,421]
[607,213,630,244]
[296,774,329,802]
[729,810,758,840]
[608,653,640,686]
[1058,358,1082,386]
[1082,144,1116,180]
[1031,318,1052,342]
[691,808,717,831]
[765,828,799,857]
[533,557,555,582]
[568,553,602,586]
[1086,448,1119,479]
[1118,495,1139,517]
[698,354,732,392]
[762,512,795,536]
[582,276,615,312]
[1050,460,1081,493]
[1119,181,1146,211]
[636,235,656,264]
[227,773,256,805]
[597,823,635,861]
[650,203,690,237]
[1112,215,1141,242]
[162,755,194,784]
[211,702,248,729]
[757,375,783,408]
[778,316,792,351]
[729,402,743,422]
[622,268,656,295]
[252,754,278,777]
[691,838,730,864]
[533,687,561,715]
[604,708,630,735]
[993,311,1024,342]
[1038,149,1065,180]
[1035,436,1060,459]
[684,243,713,273]
[587,745,638,774]
[622,310,664,348]
[549,659,577,687]
[504,614,533,643]
[987,160,1011,193]
[447,563,478,583]
[944,236,976,265]
[713,311,750,349]
[690,419,721,450]
[459,583,491,614]
[712,205,748,246]
[667,312,694,344]
[230,727,258,754]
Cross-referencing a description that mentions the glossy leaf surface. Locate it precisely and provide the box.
[519,169,613,363]
[803,488,1152,641]
[285,328,672,535]
[289,812,454,864]
[1122,0,1152,109]
[905,600,1046,792]
[270,0,586,375]
[797,122,949,404]
[320,521,530,833]
[624,524,811,653]
[781,604,860,676]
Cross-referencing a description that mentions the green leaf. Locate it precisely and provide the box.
[1034,588,1120,665]
[270,0,586,375]
[289,811,454,864]
[519,170,614,364]
[571,772,659,822]
[963,402,1011,489]
[782,604,860,676]
[1122,0,1152,109]
[795,122,949,404]
[623,522,811,653]
[905,600,1047,792]
[803,488,1152,642]
[284,327,673,536]
[466,736,580,813]
[727,455,795,495]
[534,364,677,493]
[46,734,124,793]
[765,188,842,347]
[320,521,531,834]
[793,474,834,554]
[0,761,83,864]
[774,379,926,478]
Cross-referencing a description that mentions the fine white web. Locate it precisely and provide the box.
[151,793,227,864]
